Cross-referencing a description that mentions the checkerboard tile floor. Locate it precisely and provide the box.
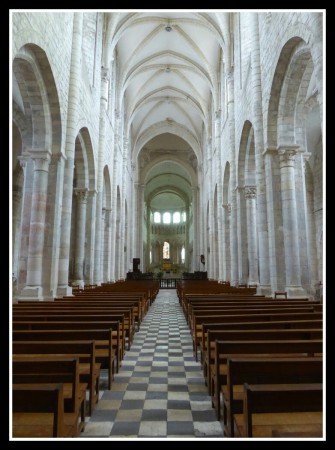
[81,290,224,438]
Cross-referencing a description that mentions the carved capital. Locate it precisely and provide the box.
[74,188,89,204]
[222,203,232,214]
[244,185,257,200]
[29,150,52,172]
[277,145,300,169]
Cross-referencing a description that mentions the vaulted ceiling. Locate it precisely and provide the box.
[107,11,225,209]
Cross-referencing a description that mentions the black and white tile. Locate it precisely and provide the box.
[81,290,224,438]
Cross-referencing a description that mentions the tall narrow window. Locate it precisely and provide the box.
[154,212,161,223]
[150,250,152,264]
[163,212,171,224]
[182,211,186,222]
[163,241,170,259]
[181,246,185,263]
[173,212,181,223]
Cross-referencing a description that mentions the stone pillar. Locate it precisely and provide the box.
[278,146,305,296]
[57,13,83,296]
[73,188,88,287]
[249,12,271,295]
[138,183,145,264]
[227,70,238,286]
[94,66,110,286]
[100,207,106,282]
[222,204,231,281]
[104,208,112,282]
[20,150,51,299]
[12,188,23,280]
[236,186,248,284]
[245,186,259,284]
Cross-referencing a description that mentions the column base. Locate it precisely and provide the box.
[257,284,272,296]
[285,285,307,298]
[72,280,85,289]
[56,285,74,297]
[18,286,44,301]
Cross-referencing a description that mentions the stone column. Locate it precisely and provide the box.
[249,12,271,295]
[12,188,23,281]
[222,204,231,281]
[104,208,112,282]
[20,150,51,299]
[57,13,83,296]
[278,146,305,296]
[73,188,88,287]
[245,186,259,284]
[94,66,110,286]
[100,207,106,282]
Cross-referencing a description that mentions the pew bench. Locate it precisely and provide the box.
[222,356,323,437]
[12,383,77,437]
[12,357,87,434]
[12,340,100,416]
[211,339,323,420]
[234,383,323,438]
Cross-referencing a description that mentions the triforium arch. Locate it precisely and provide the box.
[266,35,322,297]
[12,43,62,299]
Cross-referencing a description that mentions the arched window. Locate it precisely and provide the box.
[154,212,161,223]
[163,241,170,259]
[173,212,181,223]
[163,212,171,224]
[182,211,186,222]
[181,246,185,263]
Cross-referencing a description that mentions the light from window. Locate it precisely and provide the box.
[163,241,170,259]
[182,211,186,222]
[173,212,181,223]
[163,212,171,224]
[181,246,185,263]
[150,250,152,264]
[154,212,161,223]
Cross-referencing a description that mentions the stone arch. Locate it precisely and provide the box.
[134,122,201,163]
[12,43,62,296]
[12,43,62,154]
[73,128,96,190]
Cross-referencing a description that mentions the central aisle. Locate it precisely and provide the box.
[82,290,224,438]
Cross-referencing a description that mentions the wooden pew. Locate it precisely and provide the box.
[12,321,123,372]
[200,319,323,378]
[235,383,323,438]
[191,308,319,360]
[13,309,134,349]
[223,357,323,437]
[13,329,117,390]
[192,312,322,360]
[211,339,322,420]
[12,321,125,372]
[12,383,77,437]
[12,314,126,355]
[205,328,322,393]
[12,340,99,416]
[12,357,87,434]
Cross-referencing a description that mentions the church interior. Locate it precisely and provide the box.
[11,10,324,440]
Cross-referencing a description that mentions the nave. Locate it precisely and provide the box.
[82,290,223,438]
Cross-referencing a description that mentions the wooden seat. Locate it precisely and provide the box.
[234,383,323,438]
[12,357,87,434]
[12,383,77,437]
